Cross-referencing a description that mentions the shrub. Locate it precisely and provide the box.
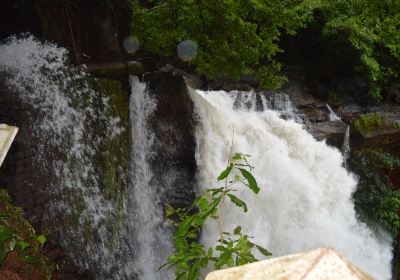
[162,153,270,280]
[352,113,382,134]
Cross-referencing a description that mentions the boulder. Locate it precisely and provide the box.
[351,110,400,157]
[143,70,197,209]
[205,247,373,280]
[312,121,348,148]
[160,64,205,90]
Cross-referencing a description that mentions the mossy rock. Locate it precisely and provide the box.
[351,112,400,156]
[0,189,55,279]
[89,78,130,207]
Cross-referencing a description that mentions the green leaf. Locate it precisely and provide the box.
[218,163,233,181]
[175,216,193,238]
[188,261,200,280]
[232,153,242,160]
[239,168,260,194]
[256,245,272,256]
[196,196,209,212]
[200,257,209,268]
[227,194,248,212]
[207,247,213,257]
[200,196,222,219]
[176,272,186,280]
[18,240,30,251]
[36,235,46,246]
[233,226,242,235]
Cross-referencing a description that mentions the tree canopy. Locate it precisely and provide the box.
[132,0,400,100]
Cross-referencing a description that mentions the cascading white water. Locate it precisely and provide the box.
[324,104,351,166]
[326,103,341,121]
[342,125,351,168]
[190,89,393,279]
[128,76,174,280]
[0,35,131,278]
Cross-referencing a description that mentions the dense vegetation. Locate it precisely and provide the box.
[351,150,400,235]
[132,0,400,101]
[350,150,400,277]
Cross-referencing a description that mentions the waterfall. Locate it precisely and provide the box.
[128,76,174,280]
[0,34,394,279]
[342,125,351,168]
[0,35,131,278]
[325,104,351,166]
[326,104,341,121]
[190,89,393,279]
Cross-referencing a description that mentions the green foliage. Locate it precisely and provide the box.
[376,192,400,234]
[131,0,399,101]
[163,153,270,280]
[132,0,318,89]
[312,0,400,101]
[352,113,382,134]
[350,150,400,235]
[0,189,54,278]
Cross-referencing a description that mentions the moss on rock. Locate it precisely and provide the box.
[89,78,130,207]
[0,189,55,279]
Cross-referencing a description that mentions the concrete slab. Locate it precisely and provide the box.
[205,247,374,280]
[0,124,18,167]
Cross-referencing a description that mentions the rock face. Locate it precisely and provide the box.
[205,248,374,280]
[143,71,197,209]
[350,108,400,157]
[0,77,132,279]
[312,121,348,147]
[278,81,347,149]
[0,82,49,230]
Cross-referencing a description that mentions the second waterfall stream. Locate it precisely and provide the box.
[187,88,393,279]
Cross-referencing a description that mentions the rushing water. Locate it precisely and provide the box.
[326,103,341,121]
[128,76,174,280]
[190,89,393,279]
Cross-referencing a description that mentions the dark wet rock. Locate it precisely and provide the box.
[386,83,400,104]
[277,81,330,122]
[85,61,143,79]
[281,81,317,109]
[209,76,259,92]
[143,71,197,209]
[337,104,366,123]
[390,166,400,191]
[301,107,329,122]
[160,64,205,90]
[311,121,348,148]
[350,109,400,157]
[308,76,370,105]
